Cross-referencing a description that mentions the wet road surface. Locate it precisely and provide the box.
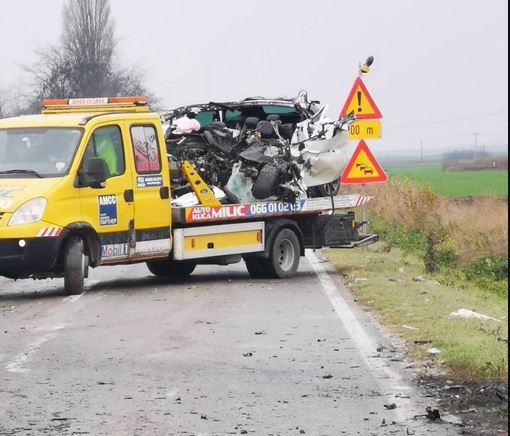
[0,251,459,435]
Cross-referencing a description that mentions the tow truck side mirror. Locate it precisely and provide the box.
[78,157,108,189]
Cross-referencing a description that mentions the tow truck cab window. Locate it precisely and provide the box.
[81,125,125,178]
[0,127,82,177]
[130,125,162,174]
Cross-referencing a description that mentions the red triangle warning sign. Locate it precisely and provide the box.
[339,77,383,120]
[341,140,388,184]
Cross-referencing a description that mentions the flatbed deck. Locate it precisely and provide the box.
[172,195,372,225]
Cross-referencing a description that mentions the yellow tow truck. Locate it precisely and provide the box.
[0,97,377,294]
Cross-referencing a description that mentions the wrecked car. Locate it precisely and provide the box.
[160,91,354,205]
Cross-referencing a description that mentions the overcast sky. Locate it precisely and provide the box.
[0,0,507,156]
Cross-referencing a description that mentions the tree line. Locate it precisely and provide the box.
[1,0,151,118]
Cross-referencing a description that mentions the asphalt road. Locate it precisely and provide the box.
[0,251,459,436]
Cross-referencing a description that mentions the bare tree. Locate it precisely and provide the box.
[0,86,30,117]
[25,0,151,109]
[0,93,5,118]
[61,0,115,96]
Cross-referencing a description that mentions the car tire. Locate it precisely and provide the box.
[263,228,300,279]
[146,259,196,277]
[252,164,280,199]
[309,180,340,198]
[64,236,86,295]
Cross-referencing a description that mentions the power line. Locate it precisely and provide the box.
[381,131,508,143]
[386,110,508,128]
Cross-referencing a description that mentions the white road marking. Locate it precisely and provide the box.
[62,279,100,303]
[5,325,65,373]
[5,290,103,374]
[306,250,420,423]
[62,293,84,303]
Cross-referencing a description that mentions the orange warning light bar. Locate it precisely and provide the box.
[41,96,149,114]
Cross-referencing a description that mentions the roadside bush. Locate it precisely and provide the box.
[467,256,508,281]
[424,225,459,272]
[347,180,508,288]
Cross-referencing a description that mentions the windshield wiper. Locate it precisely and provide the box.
[0,169,43,178]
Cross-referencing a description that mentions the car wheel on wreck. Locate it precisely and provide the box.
[308,180,340,198]
[146,259,196,277]
[251,164,281,200]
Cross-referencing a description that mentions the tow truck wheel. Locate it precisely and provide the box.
[146,259,196,277]
[64,236,86,295]
[244,257,268,278]
[265,228,300,278]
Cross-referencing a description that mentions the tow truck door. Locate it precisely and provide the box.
[124,121,172,259]
[77,123,135,263]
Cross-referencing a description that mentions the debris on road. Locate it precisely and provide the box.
[384,403,397,410]
[413,340,432,345]
[426,407,441,421]
[427,347,441,355]
[413,406,441,421]
[496,386,508,402]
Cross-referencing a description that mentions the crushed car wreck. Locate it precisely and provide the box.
[160,90,355,206]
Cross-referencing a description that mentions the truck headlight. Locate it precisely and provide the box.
[9,198,47,226]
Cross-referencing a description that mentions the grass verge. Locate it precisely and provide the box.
[323,245,508,380]
[387,165,508,197]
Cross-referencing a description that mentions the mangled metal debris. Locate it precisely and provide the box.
[162,90,355,206]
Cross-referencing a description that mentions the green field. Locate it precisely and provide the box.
[387,165,508,197]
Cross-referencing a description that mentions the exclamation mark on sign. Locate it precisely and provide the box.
[357,91,362,112]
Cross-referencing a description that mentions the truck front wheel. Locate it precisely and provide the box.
[64,236,86,295]
[264,228,300,278]
[146,259,196,278]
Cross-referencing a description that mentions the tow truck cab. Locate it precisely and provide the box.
[0,97,172,280]
[0,97,377,295]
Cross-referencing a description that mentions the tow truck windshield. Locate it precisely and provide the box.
[0,127,83,178]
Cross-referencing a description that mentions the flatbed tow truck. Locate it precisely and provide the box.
[0,97,377,294]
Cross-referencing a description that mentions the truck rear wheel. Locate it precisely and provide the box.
[264,228,300,278]
[244,257,268,278]
[64,236,86,295]
[146,259,196,278]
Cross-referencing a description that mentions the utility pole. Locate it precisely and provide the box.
[474,132,479,159]
[420,140,424,164]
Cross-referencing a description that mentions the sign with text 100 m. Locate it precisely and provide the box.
[347,120,382,140]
